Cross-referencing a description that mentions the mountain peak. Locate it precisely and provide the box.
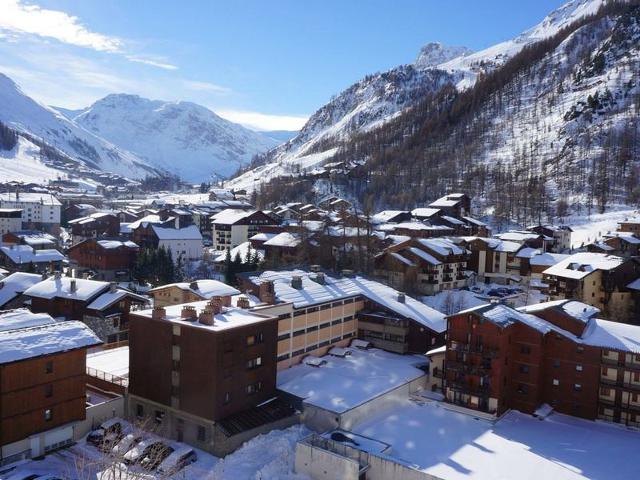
[415,42,473,68]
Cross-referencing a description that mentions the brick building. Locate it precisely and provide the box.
[444,300,640,427]
[0,309,100,465]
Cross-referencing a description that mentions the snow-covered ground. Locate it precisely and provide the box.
[0,137,65,184]
[0,425,310,480]
[565,207,638,249]
[351,399,640,480]
[86,347,130,378]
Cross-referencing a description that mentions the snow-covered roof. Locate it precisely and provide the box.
[248,270,446,332]
[411,207,441,218]
[582,319,640,354]
[263,232,301,248]
[516,247,540,259]
[518,299,599,323]
[458,303,555,334]
[276,347,427,413]
[249,232,278,242]
[604,231,640,244]
[0,245,65,264]
[543,252,625,280]
[371,210,409,224]
[407,247,441,266]
[493,240,522,253]
[127,214,163,230]
[440,215,465,225]
[135,301,275,333]
[0,272,42,307]
[213,241,264,263]
[391,251,416,267]
[86,289,147,311]
[86,346,129,378]
[149,279,240,298]
[211,208,255,225]
[96,239,138,250]
[0,308,55,332]
[0,320,101,364]
[529,252,570,266]
[152,224,202,240]
[24,276,109,301]
[496,231,542,242]
[417,238,466,256]
[462,216,487,226]
[0,192,61,206]
[428,196,460,208]
[6,230,56,246]
[68,211,115,224]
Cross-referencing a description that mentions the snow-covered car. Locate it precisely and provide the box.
[86,418,123,451]
[112,433,144,457]
[139,442,174,471]
[123,438,165,465]
[157,446,197,475]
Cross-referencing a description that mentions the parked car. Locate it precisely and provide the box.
[123,438,158,464]
[139,443,174,471]
[157,446,197,475]
[86,418,123,450]
[112,433,144,457]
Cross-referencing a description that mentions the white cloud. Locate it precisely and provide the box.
[0,0,177,71]
[217,109,308,131]
[0,0,122,52]
[126,55,178,71]
[184,80,231,95]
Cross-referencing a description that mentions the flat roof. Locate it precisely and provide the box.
[350,400,640,480]
[87,346,129,378]
[135,300,275,332]
[277,347,427,413]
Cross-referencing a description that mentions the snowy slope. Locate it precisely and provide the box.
[71,94,279,182]
[0,73,157,180]
[0,136,65,183]
[227,0,607,193]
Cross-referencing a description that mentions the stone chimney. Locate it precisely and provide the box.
[291,275,303,289]
[221,295,231,307]
[70,279,77,293]
[236,295,250,309]
[109,282,117,293]
[397,292,405,303]
[314,272,325,285]
[189,280,198,291]
[209,296,223,315]
[199,306,215,326]
[310,264,321,273]
[151,306,166,320]
[181,305,197,321]
[259,280,276,304]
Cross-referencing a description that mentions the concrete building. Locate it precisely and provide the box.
[0,209,22,236]
[211,209,276,251]
[0,192,62,235]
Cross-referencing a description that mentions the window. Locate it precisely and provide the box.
[136,404,144,419]
[45,361,53,374]
[520,345,531,354]
[278,333,291,341]
[44,384,53,398]
[197,426,206,442]
[553,379,560,386]
[602,366,609,375]
[155,410,165,424]
[577,346,584,354]
[574,384,582,391]
[519,365,530,374]
[246,335,256,346]
[517,384,528,394]
[246,357,262,369]
[576,365,583,372]
[44,409,53,421]
[293,329,305,337]
[553,359,560,368]
[224,392,231,404]
[601,387,611,396]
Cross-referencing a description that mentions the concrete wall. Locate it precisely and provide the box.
[295,441,361,480]
[74,396,124,440]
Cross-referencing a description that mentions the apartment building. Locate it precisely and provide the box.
[373,237,469,295]
[128,298,286,455]
[0,209,22,236]
[238,269,445,364]
[68,212,120,243]
[444,299,640,427]
[543,252,640,323]
[461,237,524,284]
[132,224,203,263]
[0,309,101,465]
[67,238,139,281]
[211,209,276,251]
[0,192,62,235]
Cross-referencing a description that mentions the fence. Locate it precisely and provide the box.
[86,367,129,388]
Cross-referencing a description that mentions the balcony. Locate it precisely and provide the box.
[601,356,623,367]
[447,380,492,396]
[598,396,616,406]
[447,360,491,375]
[600,376,621,387]
[450,342,500,358]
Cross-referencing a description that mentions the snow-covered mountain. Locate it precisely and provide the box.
[0,73,158,181]
[227,0,608,192]
[70,94,279,182]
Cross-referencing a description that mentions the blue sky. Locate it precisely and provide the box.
[0,0,566,130]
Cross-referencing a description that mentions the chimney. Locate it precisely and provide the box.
[199,306,215,325]
[259,280,276,304]
[181,305,197,321]
[236,295,250,309]
[397,292,405,303]
[109,282,117,293]
[70,279,77,293]
[151,306,166,320]
[291,275,303,289]
[341,269,354,277]
[310,264,321,273]
[314,272,325,284]
[209,296,223,315]
[221,295,231,307]
[189,280,198,291]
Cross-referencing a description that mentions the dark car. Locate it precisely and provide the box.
[86,419,123,450]
[139,442,174,471]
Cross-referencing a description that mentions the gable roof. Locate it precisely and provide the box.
[151,224,202,240]
[24,276,109,302]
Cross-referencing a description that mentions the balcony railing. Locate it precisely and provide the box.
[447,380,492,396]
[450,342,499,358]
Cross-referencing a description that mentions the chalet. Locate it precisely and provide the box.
[459,237,524,284]
[411,207,441,222]
[427,193,471,218]
[67,238,139,281]
[23,274,147,343]
[543,252,640,324]
[2,230,57,250]
[149,279,240,308]
[461,216,491,237]
[617,217,640,236]
[262,232,303,266]
[211,209,277,251]
[68,212,120,243]
[0,245,65,273]
[61,203,97,225]
[373,238,469,295]
[587,232,640,258]
[527,225,573,252]
[318,196,351,212]
[381,222,454,239]
[0,309,101,464]
[494,230,552,250]
[370,210,412,225]
[0,272,42,309]
[132,224,203,263]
